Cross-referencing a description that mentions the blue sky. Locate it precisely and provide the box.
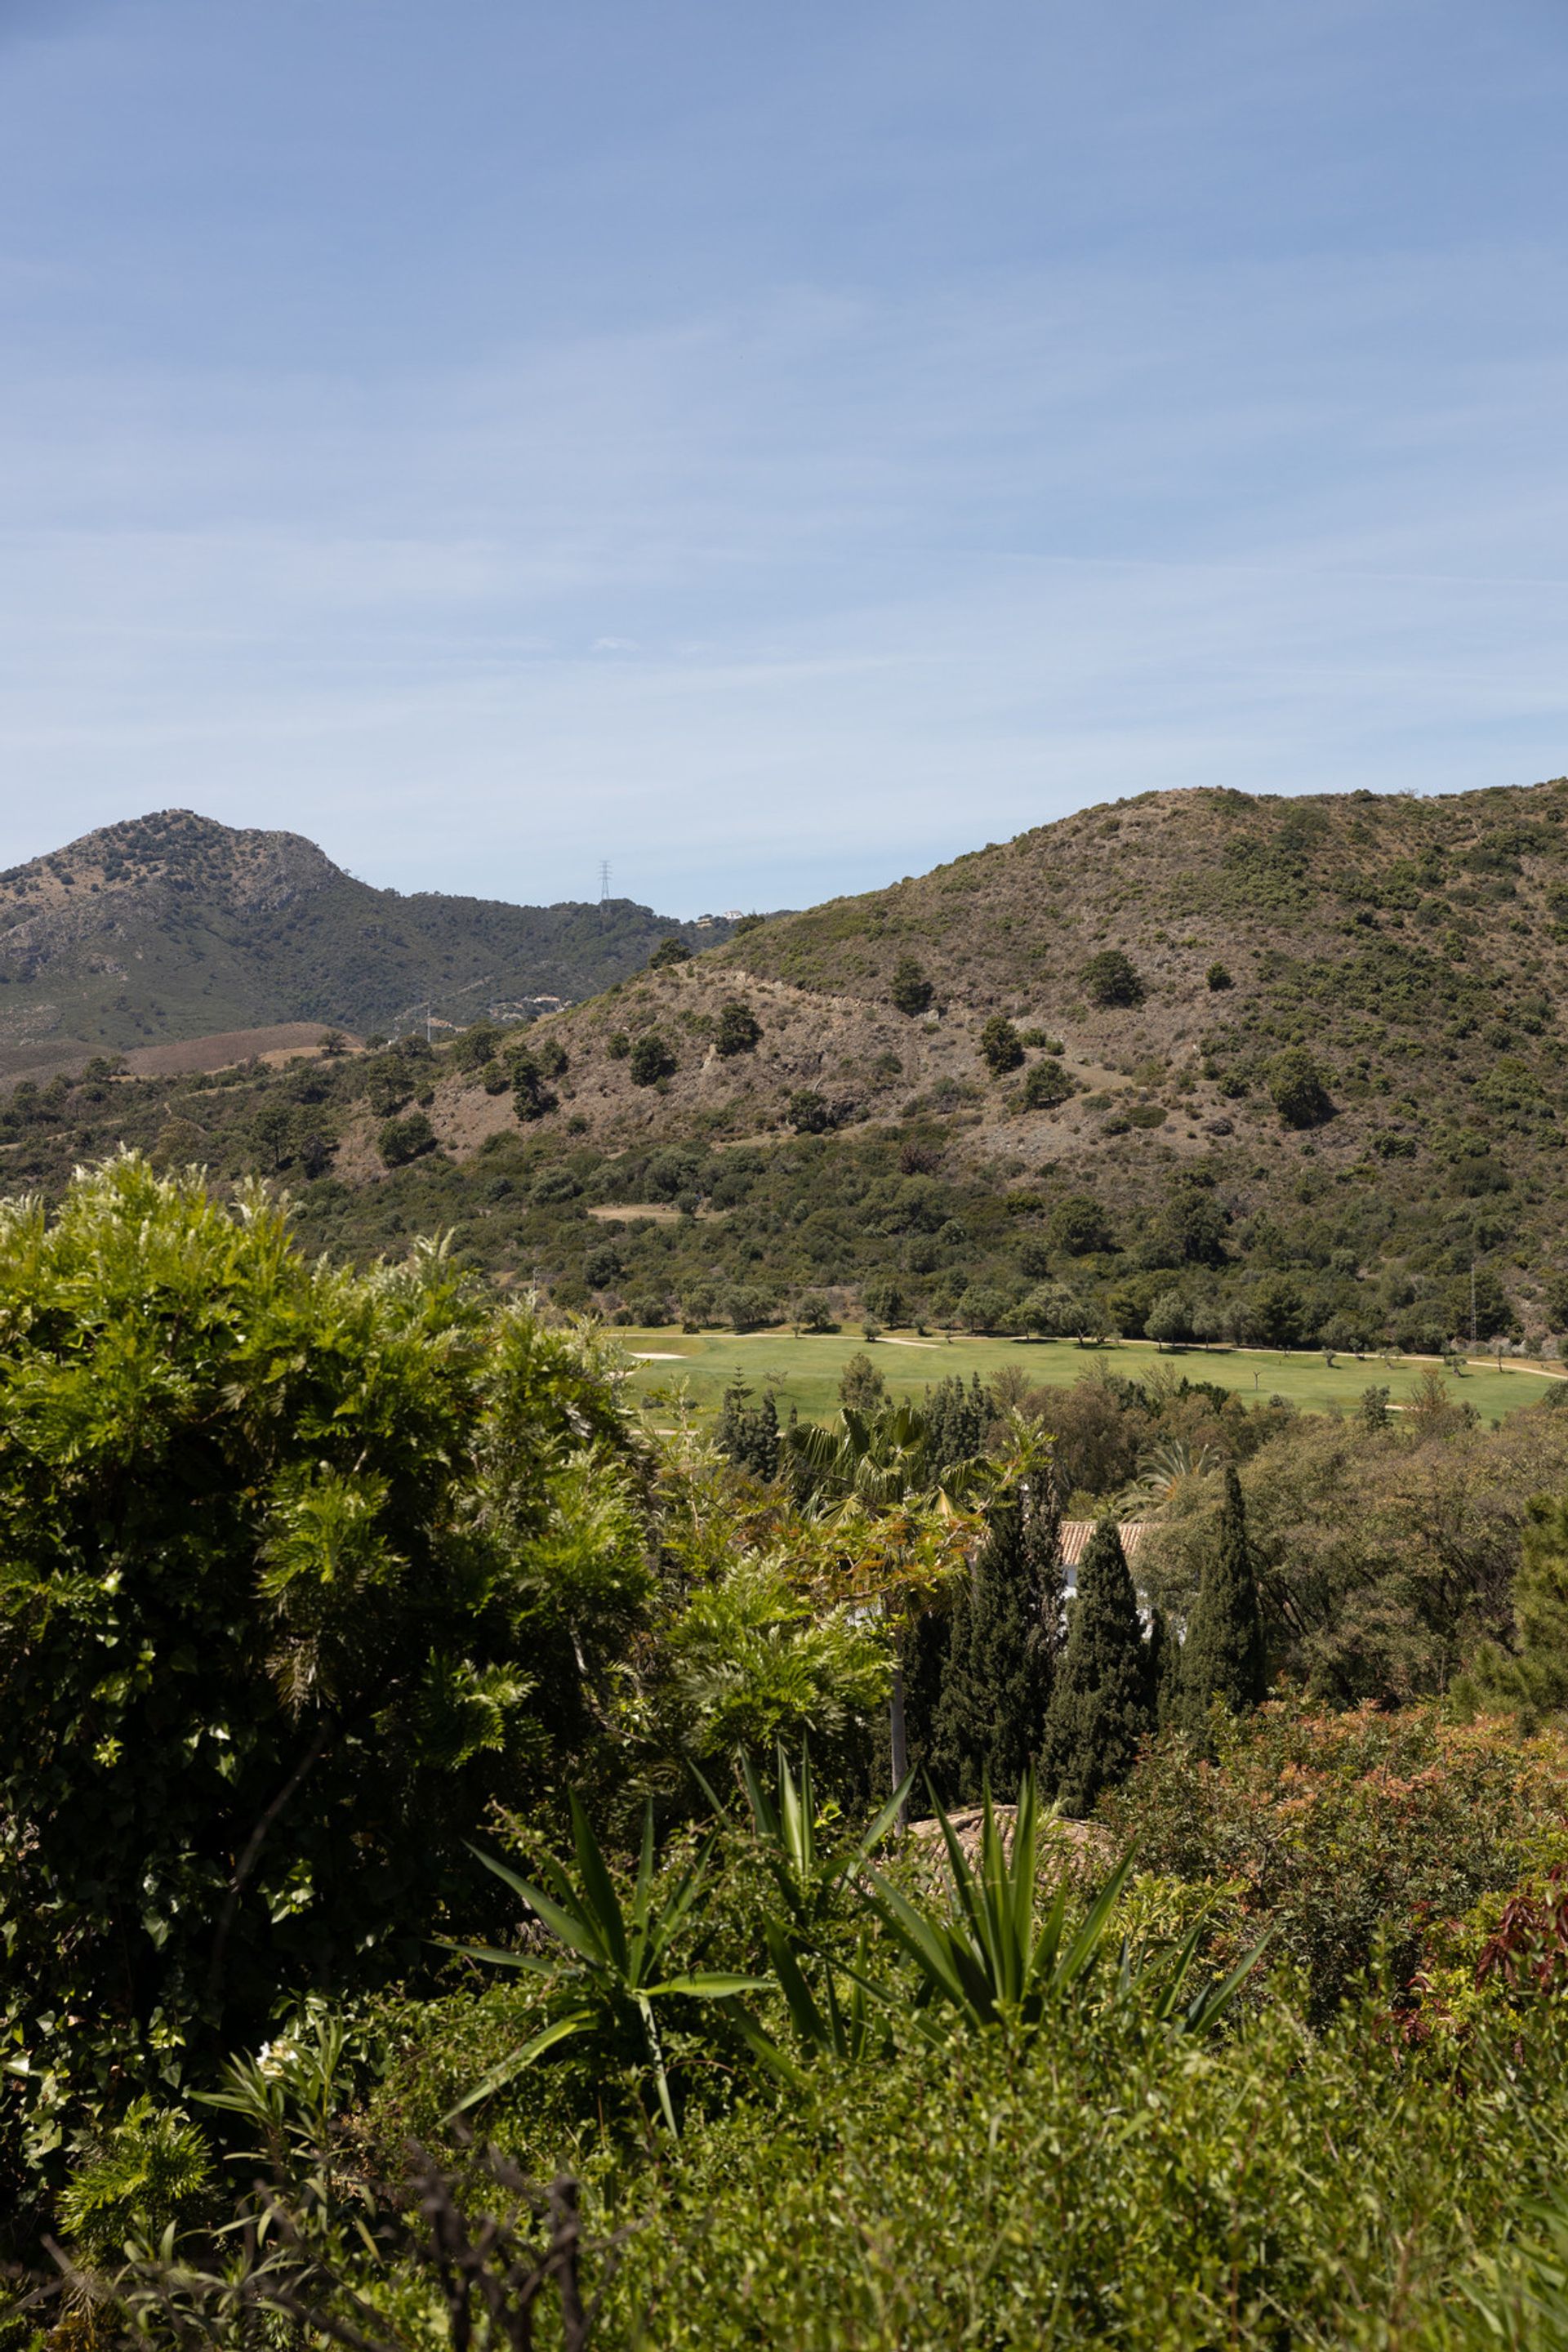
[0,0,1565,913]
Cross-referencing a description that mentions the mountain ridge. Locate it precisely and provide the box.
[7,774,1568,1356]
[0,808,740,1076]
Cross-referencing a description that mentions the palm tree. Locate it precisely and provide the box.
[1110,1435,1212,1521]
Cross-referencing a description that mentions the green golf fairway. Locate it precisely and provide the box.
[617,1327,1563,1427]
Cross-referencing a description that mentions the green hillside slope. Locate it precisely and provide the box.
[0,808,737,1076]
[7,776,1568,1366]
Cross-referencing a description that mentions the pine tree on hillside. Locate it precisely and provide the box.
[931,1477,1062,1804]
[1177,1467,1266,1744]
[1040,1518,1152,1817]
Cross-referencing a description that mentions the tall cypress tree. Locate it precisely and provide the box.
[923,1373,994,1477]
[930,1477,1062,1803]
[898,1606,952,1793]
[1040,1518,1152,1817]
[1177,1466,1266,1743]
[1468,1494,1568,1730]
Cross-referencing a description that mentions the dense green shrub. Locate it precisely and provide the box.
[597,1992,1568,2349]
[0,1159,647,2179]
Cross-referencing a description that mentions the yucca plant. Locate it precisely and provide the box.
[764,1919,888,2064]
[450,1795,783,2134]
[735,1743,908,2064]
[737,1741,909,1939]
[861,1774,1266,2044]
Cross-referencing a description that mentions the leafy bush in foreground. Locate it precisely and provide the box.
[599,1993,1568,2349]
[0,1157,647,2183]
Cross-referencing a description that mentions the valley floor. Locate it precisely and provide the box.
[620,1325,1562,1424]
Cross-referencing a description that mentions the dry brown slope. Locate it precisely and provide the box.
[712,779,1568,1016]
[521,776,1568,1231]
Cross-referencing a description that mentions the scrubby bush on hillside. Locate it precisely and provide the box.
[788,1089,832,1132]
[889,956,933,1014]
[1080,948,1144,1007]
[1268,1045,1334,1128]
[713,999,762,1056]
[979,1014,1024,1074]
[506,1045,558,1120]
[378,1108,437,1165]
[629,1030,676,1085]
[1018,1056,1073,1111]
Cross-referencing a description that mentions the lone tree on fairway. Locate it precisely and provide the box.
[931,1476,1062,1803]
[1177,1466,1267,1743]
[1040,1518,1152,1815]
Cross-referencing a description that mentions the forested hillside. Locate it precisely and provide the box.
[0,808,737,1077]
[7,777,1568,1357]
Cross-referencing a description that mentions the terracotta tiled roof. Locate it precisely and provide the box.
[1059,1521,1147,1579]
